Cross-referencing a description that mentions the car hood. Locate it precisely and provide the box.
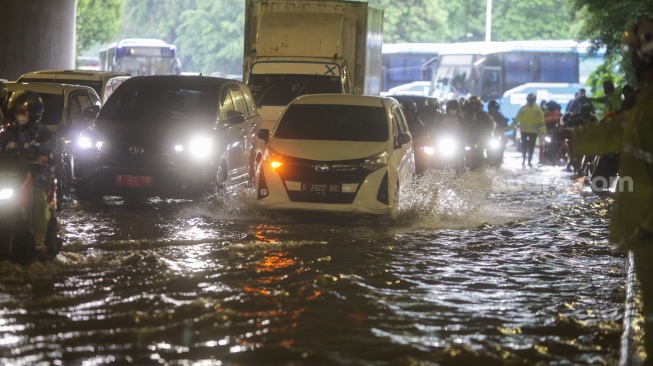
[268,139,389,161]
[91,118,212,144]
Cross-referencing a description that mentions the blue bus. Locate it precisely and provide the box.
[382,43,449,92]
[429,40,605,119]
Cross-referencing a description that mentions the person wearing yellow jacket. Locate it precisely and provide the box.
[514,93,545,167]
[563,15,653,364]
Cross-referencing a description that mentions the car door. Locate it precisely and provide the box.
[239,84,262,178]
[217,84,247,183]
[391,104,415,183]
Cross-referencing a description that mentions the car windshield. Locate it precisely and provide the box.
[274,104,389,142]
[99,84,218,124]
[248,74,342,107]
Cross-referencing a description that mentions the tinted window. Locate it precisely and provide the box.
[275,104,388,142]
[99,83,218,124]
[39,94,64,126]
[249,74,342,107]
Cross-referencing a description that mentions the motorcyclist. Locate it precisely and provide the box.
[514,93,545,167]
[460,96,496,142]
[558,15,653,364]
[543,101,564,165]
[400,99,430,174]
[418,97,443,133]
[0,90,56,260]
[487,100,510,134]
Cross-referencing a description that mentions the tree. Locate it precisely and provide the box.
[567,0,653,85]
[76,0,124,54]
[377,0,448,43]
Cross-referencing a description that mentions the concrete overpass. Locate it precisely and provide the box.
[0,0,76,81]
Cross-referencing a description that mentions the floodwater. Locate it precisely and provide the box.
[0,148,632,365]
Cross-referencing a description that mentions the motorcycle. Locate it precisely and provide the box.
[587,153,620,192]
[421,133,465,172]
[463,131,502,170]
[0,153,62,264]
[542,134,568,166]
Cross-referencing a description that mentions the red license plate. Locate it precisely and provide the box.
[301,183,341,193]
[115,175,153,188]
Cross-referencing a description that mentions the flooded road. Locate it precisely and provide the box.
[0,147,631,365]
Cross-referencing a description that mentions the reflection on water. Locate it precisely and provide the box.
[0,150,628,365]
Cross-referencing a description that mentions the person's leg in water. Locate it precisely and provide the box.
[633,247,653,365]
[521,135,528,165]
[527,133,537,167]
[30,188,51,259]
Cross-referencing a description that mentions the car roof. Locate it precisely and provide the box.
[4,81,98,95]
[18,70,130,81]
[288,94,395,107]
[120,75,245,88]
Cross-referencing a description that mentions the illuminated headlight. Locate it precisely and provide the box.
[422,145,435,155]
[0,188,14,201]
[78,135,104,149]
[437,137,457,156]
[544,136,552,143]
[361,151,388,171]
[488,138,501,149]
[187,137,212,159]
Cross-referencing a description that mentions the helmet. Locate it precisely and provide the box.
[623,15,653,78]
[400,99,417,114]
[546,101,557,112]
[468,95,483,111]
[488,100,500,110]
[580,102,593,115]
[445,99,460,113]
[424,97,440,111]
[561,112,573,125]
[6,90,44,126]
[526,93,536,104]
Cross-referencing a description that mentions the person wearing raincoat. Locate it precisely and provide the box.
[562,15,653,365]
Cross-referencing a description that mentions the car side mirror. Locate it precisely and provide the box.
[82,105,100,120]
[257,129,270,143]
[226,110,245,124]
[395,132,411,147]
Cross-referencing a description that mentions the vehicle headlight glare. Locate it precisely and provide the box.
[544,136,552,143]
[189,137,211,159]
[78,135,103,150]
[361,151,388,171]
[438,137,457,155]
[0,188,14,200]
[174,144,184,152]
[488,139,501,149]
[422,146,435,155]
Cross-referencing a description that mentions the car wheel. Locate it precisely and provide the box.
[215,165,226,198]
[57,159,72,208]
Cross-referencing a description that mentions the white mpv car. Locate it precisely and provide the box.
[255,94,415,220]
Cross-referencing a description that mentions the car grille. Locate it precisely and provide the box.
[276,156,372,204]
[99,142,173,168]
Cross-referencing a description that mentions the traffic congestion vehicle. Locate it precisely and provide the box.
[255,94,415,221]
[17,69,131,104]
[73,75,262,201]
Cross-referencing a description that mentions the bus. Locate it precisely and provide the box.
[382,43,448,92]
[429,40,605,119]
[99,38,182,76]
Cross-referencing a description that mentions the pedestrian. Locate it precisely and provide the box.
[514,93,545,167]
[559,15,653,365]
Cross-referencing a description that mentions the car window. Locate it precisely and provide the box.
[239,85,256,117]
[38,93,64,126]
[99,83,218,124]
[275,104,388,142]
[68,92,93,126]
[103,78,127,103]
[229,88,247,115]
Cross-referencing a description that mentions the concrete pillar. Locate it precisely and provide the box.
[0,0,76,81]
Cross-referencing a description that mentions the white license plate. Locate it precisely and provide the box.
[301,183,341,193]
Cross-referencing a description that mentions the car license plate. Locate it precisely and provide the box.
[115,175,153,188]
[301,183,341,193]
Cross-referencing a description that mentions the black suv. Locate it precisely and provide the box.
[73,75,262,201]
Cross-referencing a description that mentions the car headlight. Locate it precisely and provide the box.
[77,135,104,149]
[488,138,501,149]
[0,188,14,201]
[437,137,458,156]
[544,136,552,143]
[361,151,388,171]
[188,136,212,159]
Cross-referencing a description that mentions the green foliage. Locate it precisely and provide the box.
[377,0,448,43]
[76,0,123,54]
[567,0,653,85]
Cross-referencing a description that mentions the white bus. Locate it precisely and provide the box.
[99,38,182,76]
